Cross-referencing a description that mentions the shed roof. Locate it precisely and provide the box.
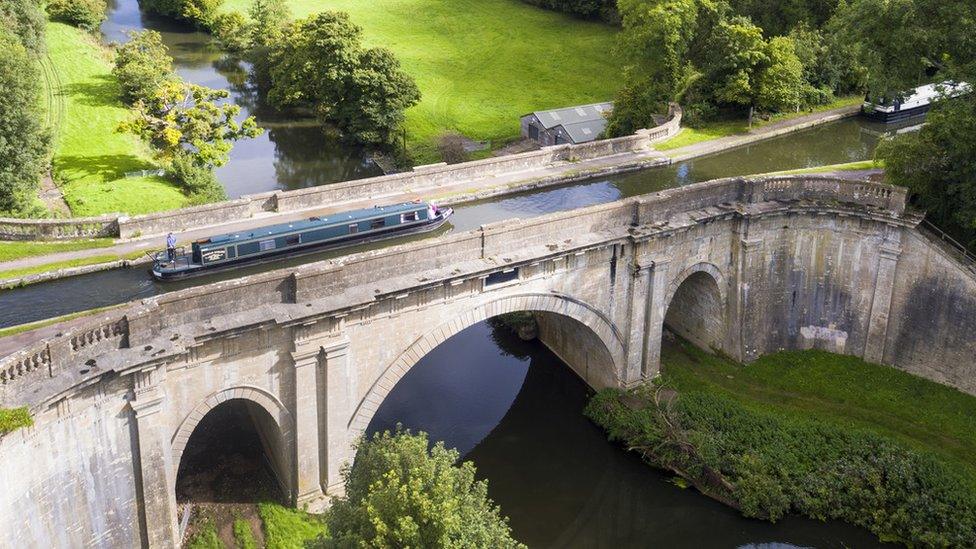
[526,102,613,130]
[559,119,609,144]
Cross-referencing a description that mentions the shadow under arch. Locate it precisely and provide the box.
[171,386,295,503]
[663,262,728,353]
[349,293,627,433]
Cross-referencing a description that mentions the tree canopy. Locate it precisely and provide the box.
[316,430,524,548]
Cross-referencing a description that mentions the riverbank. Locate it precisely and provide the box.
[0,104,861,288]
[44,21,186,216]
[586,338,976,546]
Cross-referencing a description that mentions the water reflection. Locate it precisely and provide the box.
[366,321,892,548]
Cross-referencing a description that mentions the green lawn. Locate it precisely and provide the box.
[45,22,187,216]
[655,95,863,152]
[258,502,327,549]
[221,0,621,161]
[662,340,976,477]
[0,249,145,283]
[0,238,114,262]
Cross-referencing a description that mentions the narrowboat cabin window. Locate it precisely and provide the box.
[259,239,276,251]
[348,224,359,234]
[285,234,300,246]
[401,211,419,223]
[370,218,386,230]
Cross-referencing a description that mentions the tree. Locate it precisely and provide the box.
[704,16,768,111]
[316,430,524,548]
[139,0,222,28]
[248,0,291,48]
[210,11,250,52]
[267,12,420,146]
[46,0,107,31]
[756,36,805,112]
[0,0,46,54]
[113,30,175,105]
[118,80,262,169]
[0,29,50,214]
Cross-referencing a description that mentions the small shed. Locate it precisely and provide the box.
[520,102,613,146]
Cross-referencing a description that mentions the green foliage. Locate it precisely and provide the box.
[878,94,976,248]
[267,11,420,146]
[520,0,618,22]
[0,28,51,214]
[140,0,223,28]
[257,502,327,549]
[46,0,106,31]
[210,11,250,52]
[119,80,262,169]
[248,0,291,48]
[112,30,174,105]
[316,430,524,548]
[756,36,804,111]
[0,239,113,262]
[587,385,976,545]
[168,151,227,202]
[233,518,257,549]
[187,519,222,549]
[728,0,839,36]
[704,15,768,107]
[0,407,33,434]
[0,0,46,54]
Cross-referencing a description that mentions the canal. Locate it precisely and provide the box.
[5,4,903,545]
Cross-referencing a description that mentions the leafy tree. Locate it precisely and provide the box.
[877,94,976,248]
[118,80,262,169]
[704,16,768,110]
[248,0,291,48]
[113,30,175,105]
[0,0,46,54]
[756,36,805,112]
[788,23,865,101]
[267,12,420,146]
[0,29,50,214]
[169,150,227,202]
[46,0,107,31]
[210,11,250,52]
[139,0,222,28]
[315,430,524,548]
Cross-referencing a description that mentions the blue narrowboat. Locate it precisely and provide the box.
[151,201,453,280]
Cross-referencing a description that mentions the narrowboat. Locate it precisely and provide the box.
[151,201,453,280]
[861,81,970,123]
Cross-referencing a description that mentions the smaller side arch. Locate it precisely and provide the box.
[662,262,729,355]
[665,262,728,309]
[170,385,294,471]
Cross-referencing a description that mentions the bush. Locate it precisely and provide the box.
[437,133,469,164]
[140,0,222,28]
[521,0,618,23]
[315,430,524,548]
[0,407,33,434]
[169,152,227,203]
[0,29,50,214]
[0,0,46,54]
[210,11,250,52]
[586,387,976,546]
[46,0,106,31]
[112,30,174,105]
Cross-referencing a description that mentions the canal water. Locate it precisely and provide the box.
[366,320,892,547]
[100,0,383,198]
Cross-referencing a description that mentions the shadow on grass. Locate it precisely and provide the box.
[62,75,122,108]
[54,153,157,182]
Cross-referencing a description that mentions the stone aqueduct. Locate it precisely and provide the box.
[2,176,975,547]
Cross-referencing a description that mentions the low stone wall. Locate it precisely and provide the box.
[0,175,909,406]
[1,108,683,242]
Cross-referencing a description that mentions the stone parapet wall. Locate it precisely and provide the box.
[1,108,683,242]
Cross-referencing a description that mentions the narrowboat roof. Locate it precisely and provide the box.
[199,202,428,245]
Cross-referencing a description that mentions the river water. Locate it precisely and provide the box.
[5,5,903,545]
[366,321,892,547]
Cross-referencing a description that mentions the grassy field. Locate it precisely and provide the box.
[0,239,114,262]
[221,0,621,160]
[662,339,976,477]
[655,95,863,151]
[45,22,187,216]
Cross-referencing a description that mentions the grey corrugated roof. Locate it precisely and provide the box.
[528,102,613,130]
[559,119,608,143]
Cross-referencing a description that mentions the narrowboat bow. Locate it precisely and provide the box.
[151,201,453,280]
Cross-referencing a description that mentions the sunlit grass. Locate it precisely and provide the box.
[0,238,114,262]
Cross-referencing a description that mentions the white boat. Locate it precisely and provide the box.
[861,81,970,123]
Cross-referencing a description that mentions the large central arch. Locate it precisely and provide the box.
[349,293,626,433]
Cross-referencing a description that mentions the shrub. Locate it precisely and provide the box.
[315,430,524,548]
[0,407,33,434]
[46,0,107,31]
[586,387,976,546]
[210,11,250,52]
[0,0,47,54]
[437,133,469,164]
[112,30,174,105]
[169,152,227,203]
